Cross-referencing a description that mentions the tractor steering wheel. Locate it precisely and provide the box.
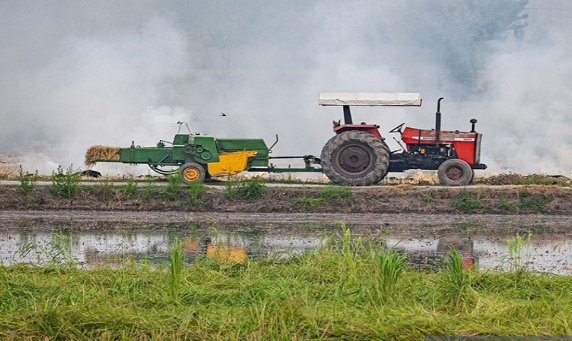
[389,123,405,134]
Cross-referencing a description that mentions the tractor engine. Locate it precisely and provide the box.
[388,98,486,181]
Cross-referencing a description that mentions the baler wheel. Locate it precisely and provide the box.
[320,130,390,186]
[180,162,206,184]
[437,159,472,186]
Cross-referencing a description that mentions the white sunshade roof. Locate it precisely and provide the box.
[319,93,422,107]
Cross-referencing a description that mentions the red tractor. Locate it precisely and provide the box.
[319,93,486,186]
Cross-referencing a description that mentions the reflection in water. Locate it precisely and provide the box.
[0,229,324,266]
[1,226,572,274]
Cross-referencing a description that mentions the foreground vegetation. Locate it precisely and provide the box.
[1,227,571,340]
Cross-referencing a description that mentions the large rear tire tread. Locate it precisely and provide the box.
[320,130,390,186]
[437,159,473,186]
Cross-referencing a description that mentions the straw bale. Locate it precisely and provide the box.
[85,145,120,166]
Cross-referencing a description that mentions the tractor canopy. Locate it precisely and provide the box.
[318,93,422,107]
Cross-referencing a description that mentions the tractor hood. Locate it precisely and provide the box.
[318,93,422,107]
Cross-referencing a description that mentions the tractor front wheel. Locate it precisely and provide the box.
[321,130,390,186]
[180,162,206,184]
[437,159,472,186]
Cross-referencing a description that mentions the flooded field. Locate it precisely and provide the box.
[1,210,572,274]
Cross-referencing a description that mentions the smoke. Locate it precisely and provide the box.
[481,26,572,173]
[1,0,570,175]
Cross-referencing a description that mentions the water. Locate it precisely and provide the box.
[2,220,572,274]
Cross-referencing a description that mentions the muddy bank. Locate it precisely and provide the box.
[1,184,571,215]
[1,210,571,235]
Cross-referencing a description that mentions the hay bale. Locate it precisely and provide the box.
[85,145,120,166]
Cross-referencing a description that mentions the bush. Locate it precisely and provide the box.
[18,165,38,199]
[186,181,206,205]
[95,180,115,200]
[223,175,236,199]
[142,178,157,201]
[121,179,138,199]
[163,174,182,201]
[50,165,81,199]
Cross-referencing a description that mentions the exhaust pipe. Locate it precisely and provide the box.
[435,98,443,143]
[470,118,477,132]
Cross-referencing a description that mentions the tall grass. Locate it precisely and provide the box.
[2,229,572,339]
[167,239,184,301]
[506,233,532,273]
[440,247,472,308]
[340,222,358,280]
[373,249,407,302]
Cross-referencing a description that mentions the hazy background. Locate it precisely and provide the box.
[1,0,571,175]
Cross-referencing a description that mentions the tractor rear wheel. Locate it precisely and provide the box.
[320,130,390,186]
[180,162,206,184]
[437,159,472,186]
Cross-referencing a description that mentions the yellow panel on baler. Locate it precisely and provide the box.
[207,151,257,177]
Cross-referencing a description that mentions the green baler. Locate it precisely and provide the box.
[86,129,321,183]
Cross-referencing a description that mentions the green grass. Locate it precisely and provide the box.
[95,179,115,200]
[519,191,553,213]
[373,248,407,302]
[451,190,483,213]
[186,181,207,205]
[162,174,182,201]
[440,248,474,309]
[142,177,157,201]
[498,192,519,212]
[121,179,138,199]
[506,233,532,273]
[294,186,354,210]
[293,195,324,210]
[167,239,184,301]
[421,190,435,204]
[50,165,81,199]
[225,177,267,200]
[320,186,353,205]
[18,165,38,200]
[3,229,572,339]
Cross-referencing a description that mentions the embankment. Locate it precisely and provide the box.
[1,184,571,215]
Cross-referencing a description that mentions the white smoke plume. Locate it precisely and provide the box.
[0,0,570,176]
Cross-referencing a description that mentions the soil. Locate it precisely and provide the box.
[1,184,571,215]
[1,209,571,235]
